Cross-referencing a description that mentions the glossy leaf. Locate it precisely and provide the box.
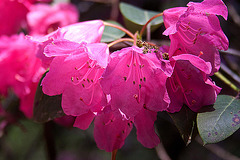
[168,105,197,145]
[119,2,163,33]
[197,95,240,145]
[33,71,65,123]
[101,20,125,43]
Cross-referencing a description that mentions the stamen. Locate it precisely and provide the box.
[143,77,146,82]
[192,100,196,104]
[198,51,204,57]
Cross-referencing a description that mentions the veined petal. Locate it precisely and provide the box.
[60,20,104,43]
[86,43,109,68]
[44,39,86,57]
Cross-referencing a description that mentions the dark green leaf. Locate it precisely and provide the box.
[197,95,240,145]
[33,71,65,123]
[101,20,126,43]
[169,105,197,145]
[119,2,163,33]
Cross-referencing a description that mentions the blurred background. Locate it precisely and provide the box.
[0,0,239,160]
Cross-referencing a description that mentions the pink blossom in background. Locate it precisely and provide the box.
[27,3,79,36]
[163,0,229,75]
[26,0,52,4]
[0,0,28,36]
[0,34,45,118]
[41,40,109,117]
[29,20,105,68]
[100,46,172,118]
[158,46,221,113]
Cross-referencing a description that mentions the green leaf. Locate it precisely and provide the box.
[101,20,126,43]
[33,71,65,123]
[197,95,240,145]
[119,2,163,33]
[169,105,197,145]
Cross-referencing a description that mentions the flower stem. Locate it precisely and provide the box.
[111,149,118,160]
[133,32,138,46]
[103,21,135,39]
[214,72,240,92]
[139,12,163,37]
[107,38,134,48]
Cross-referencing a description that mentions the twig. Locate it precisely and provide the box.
[155,143,172,160]
[220,63,240,84]
[44,122,56,160]
[220,49,240,57]
[228,3,240,27]
[214,72,240,92]
[196,136,240,160]
[110,0,119,21]
[139,12,163,37]
[111,149,118,160]
[146,24,151,42]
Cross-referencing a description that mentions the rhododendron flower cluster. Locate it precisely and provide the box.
[0,0,230,155]
[0,34,45,118]
[27,3,79,36]
[162,0,228,112]
[0,0,78,119]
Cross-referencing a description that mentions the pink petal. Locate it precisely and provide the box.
[172,54,212,74]
[86,43,109,68]
[94,106,133,152]
[60,20,104,43]
[73,111,95,130]
[44,39,85,57]
[163,7,187,35]
[41,54,89,96]
[187,0,228,20]
[134,109,160,148]
[0,0,28,36]
[62,82,105,116]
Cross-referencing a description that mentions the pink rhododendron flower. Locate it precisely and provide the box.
[158,46,221,113]
[0,0,28,36]
[0,34,45,118]
[41,40,109,117]
[163,0,229,74]
[100,46,172,118]
[27,3,79,36]
[29,20,104,68]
